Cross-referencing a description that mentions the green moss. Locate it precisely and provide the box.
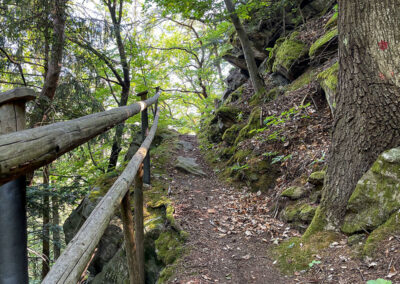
[226,85,245,104]
[234,107,261,144]
[300,205,317,222]
[89,171,120,201]
[281,186,305,200]
[250,87,282,106]
[325,12,338,30]
[303,207,328,239]
[342,149,400,234]
[228,149,252,165]
[282,203,315,222]
[271,32,308,73]
[317,62,338,92]
[309,28,338,57]
[215,105,241,122]
[155,231,185,265]
[272,232,338,273]
[308,171,326,186]
[287,70,315,91]
[363,211,400,256]
[222,124,243,145]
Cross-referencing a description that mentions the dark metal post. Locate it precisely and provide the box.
[0,88,36,284]
[137,90,150,184]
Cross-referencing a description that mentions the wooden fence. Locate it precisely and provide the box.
[0,87,161,284]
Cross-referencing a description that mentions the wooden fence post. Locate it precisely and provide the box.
[137,91,150,184]
[0,88,36,284]
[134,164,145,284]
[121,187,140,283]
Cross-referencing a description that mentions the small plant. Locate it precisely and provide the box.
[366,279,392,284]
[308,260,321,268]
[271,154,292,165]
[262,151,279,157]
[230,163,249,171]
[310,151,326,165]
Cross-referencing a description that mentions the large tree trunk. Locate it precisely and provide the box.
[41,165,50,279]
[314,0,400,230]
[223,0,266,94]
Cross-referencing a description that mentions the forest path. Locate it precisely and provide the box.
[167,135,294,284]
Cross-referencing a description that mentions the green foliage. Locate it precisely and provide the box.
[367,280,392,284]
[309,28,338,57]
[308,260,321,268]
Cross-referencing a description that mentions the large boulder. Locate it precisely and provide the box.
[268,32,309,81]
[175,156,206,176]
[342,148,400,234]
[222,68,248,101]
[63,194,123,276]
[317,61,338,115]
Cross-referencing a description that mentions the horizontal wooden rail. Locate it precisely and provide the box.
[42,108,160,284]
[0,91,160,185]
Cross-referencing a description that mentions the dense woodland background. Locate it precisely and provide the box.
[1,0,400,283]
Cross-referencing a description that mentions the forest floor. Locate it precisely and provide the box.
[165,135,400,284]
[166,135,294,283]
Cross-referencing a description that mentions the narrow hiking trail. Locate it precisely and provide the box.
[165,135,298,283]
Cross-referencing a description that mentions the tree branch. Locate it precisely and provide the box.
[0,47,27,86]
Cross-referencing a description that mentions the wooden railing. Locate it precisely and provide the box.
[0,87,161,284]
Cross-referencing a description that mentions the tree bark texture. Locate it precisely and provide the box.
[223,0,266,94]
[0,93,160,185]
[105,0,131,171]
[41,165,50,279]
[319,0,400,229]
[52,194,61,260]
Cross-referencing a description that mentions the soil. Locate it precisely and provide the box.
[166,135,296,283]
[163,135,400,284]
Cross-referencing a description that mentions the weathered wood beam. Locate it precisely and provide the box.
[42,108,160,284]
[0,91,160,185]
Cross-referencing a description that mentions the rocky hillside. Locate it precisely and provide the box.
[200,0,400,278]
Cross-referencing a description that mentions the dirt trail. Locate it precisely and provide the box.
[166,135,293,284]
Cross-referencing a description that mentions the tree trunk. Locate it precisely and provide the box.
[315,0,400,230]
[40,0,67,102]
[52,194,61,260]
[41,165,50,279]
[106,0,131,171]
[223,0,266,94]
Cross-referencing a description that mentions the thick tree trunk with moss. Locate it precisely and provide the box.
[316,0,400,230]
[223,0,266,94]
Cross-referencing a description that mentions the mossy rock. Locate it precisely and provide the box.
[245,158,280,192]
[309,28,338,58]
[225,85,245,104]
[363,211,400,256]
[325,12,338,30]
[215,105,241,123]
[308,171,326,186]
[281,186,306,200]
[268,32,309,81]
[299,205,317,222]
[287,69,316,92]
[282,202,316,223]
[272,232,339,274]
[250,87,283,106]
[317,61,338,113]
[342,148,400,234]
[234,107,262,144]
[155,231,185,265]
[222,124,243,145]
